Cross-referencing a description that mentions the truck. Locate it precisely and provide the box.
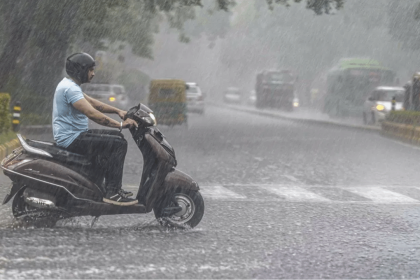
[255,70,296,111]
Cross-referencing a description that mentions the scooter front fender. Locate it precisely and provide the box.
[162,169,200,193]
[2,182,23,205]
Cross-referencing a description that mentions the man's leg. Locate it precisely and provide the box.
[86,130,133,197]
[67,130,137,206]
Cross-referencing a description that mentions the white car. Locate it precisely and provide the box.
[362,86,404,125]
[82,84,130,109]
[186,82,205,114]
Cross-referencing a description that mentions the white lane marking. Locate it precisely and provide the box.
[199,185,246,199]
[260,185,330,202]
[347,187,419,203]
[123,184,420,204]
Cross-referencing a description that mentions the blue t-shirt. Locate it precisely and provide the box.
[52,77,88,148]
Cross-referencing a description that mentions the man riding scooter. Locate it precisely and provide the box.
[53,52,138,206]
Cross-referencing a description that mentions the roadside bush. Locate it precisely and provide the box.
[0,93,11,134]
[0,131,17,144]
[386,111,420,126]
[386,111,420,125]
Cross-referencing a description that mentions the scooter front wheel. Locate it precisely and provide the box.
[154,190,204,228]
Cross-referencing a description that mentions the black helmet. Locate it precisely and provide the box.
[66,53,95,84]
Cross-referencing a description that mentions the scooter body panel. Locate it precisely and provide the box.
[136,133,176,211]
[7,158,104,202]
[163,169,200,193]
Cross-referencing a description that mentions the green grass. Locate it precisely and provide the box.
[0,130,18,145]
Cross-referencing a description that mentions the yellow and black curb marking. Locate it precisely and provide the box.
[381,121,420,145]
[12,102,21,131]
[0,138,20,161]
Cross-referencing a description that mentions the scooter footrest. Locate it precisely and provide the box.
[71,200,146,216]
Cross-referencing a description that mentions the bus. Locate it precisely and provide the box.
[323,58,397,117]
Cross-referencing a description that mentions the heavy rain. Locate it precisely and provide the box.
[1,0,420,278]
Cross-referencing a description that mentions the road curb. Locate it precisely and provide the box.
[381,121,420,146]
[217,103,380,134]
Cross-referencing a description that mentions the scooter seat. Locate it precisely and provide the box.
[26,139,91,166]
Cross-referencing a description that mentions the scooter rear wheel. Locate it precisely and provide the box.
[154,190,204,228]
[12,188,61,227]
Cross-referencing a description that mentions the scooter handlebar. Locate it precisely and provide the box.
[124,104,140,121]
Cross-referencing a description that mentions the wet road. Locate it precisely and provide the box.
[2,104,420,278]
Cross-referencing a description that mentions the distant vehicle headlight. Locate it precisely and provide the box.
[293,101,299,107]
[109,96,116,102]
[376,104,385,111]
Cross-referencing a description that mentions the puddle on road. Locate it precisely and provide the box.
[1,202,204,236]
[57,216,201,234]
[0,211,203,236]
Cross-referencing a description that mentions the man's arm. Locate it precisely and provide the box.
[73,98,121,128]
[83,93,121,114]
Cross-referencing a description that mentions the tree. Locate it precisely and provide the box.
[0,0,344,121]
[0,0,129,116]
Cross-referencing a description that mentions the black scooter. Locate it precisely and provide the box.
[1,103,204,228]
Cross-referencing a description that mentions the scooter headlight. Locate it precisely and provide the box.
[149,113,157,126]
[141,113,157,126]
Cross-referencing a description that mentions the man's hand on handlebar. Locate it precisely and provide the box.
[122,118,138,129]
[118,110,127,120]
